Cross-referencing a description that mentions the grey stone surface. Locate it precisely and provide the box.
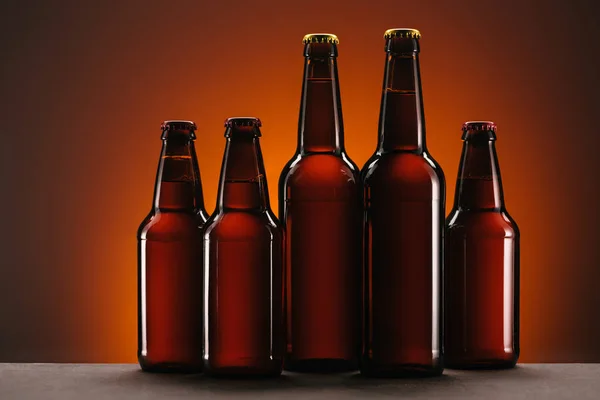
[0,364,597,399]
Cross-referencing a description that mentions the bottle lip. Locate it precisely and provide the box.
[161,120,197,131]
[462,121,497,132]
[302,33,339,44]
[462,121,497,140]
[160,120,196,140]
[224,117,262,128]
[384,28,421,40]
[224,117,262,138]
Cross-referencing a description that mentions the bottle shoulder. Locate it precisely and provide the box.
[203,210,282,242]
[362,151,445,195]
[446,208,519,238]
[137,211,205,241]
[280,152,360,189]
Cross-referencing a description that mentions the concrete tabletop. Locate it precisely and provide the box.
[0,363,597,399]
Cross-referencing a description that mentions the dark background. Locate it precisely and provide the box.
[1,0,599,363]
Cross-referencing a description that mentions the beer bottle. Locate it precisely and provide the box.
[445,121,520,369]
[137,120,208,373]
[203,117,284,377]
[279,33,361,373]
[361,29,445,377]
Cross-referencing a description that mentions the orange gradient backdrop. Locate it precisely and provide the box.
[1,0,599,362]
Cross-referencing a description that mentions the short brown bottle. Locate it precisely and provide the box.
[203,117,284,378]
[137,120,208,373]
[444,121,520,369]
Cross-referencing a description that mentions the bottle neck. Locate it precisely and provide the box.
[455,138,504,211]
[298,43,343,154]
[218,135,270,212]
[378,48,426,153]
[153,137,205,212]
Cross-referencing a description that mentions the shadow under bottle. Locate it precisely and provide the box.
[203,117,284,378]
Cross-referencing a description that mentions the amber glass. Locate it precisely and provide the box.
[137,120,208,373]
[444,122,520,369]
[203,118,283,378]
[278,35,361,373]
[361,30,445,377]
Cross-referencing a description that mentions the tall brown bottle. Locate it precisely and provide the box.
[445,121,520,369]
[361,29,445,377]
[137,120,208,373]
[203,117,284,377]
[279,33,361,373]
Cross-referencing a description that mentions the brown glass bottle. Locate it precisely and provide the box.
[361,29,445,377]
[137,120,208,373]
[444,121,520,369]
[203,117,284,378]
[278,34,361,373]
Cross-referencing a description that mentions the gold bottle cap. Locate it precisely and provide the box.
[384,28,421,39]
[302,33,339,44]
